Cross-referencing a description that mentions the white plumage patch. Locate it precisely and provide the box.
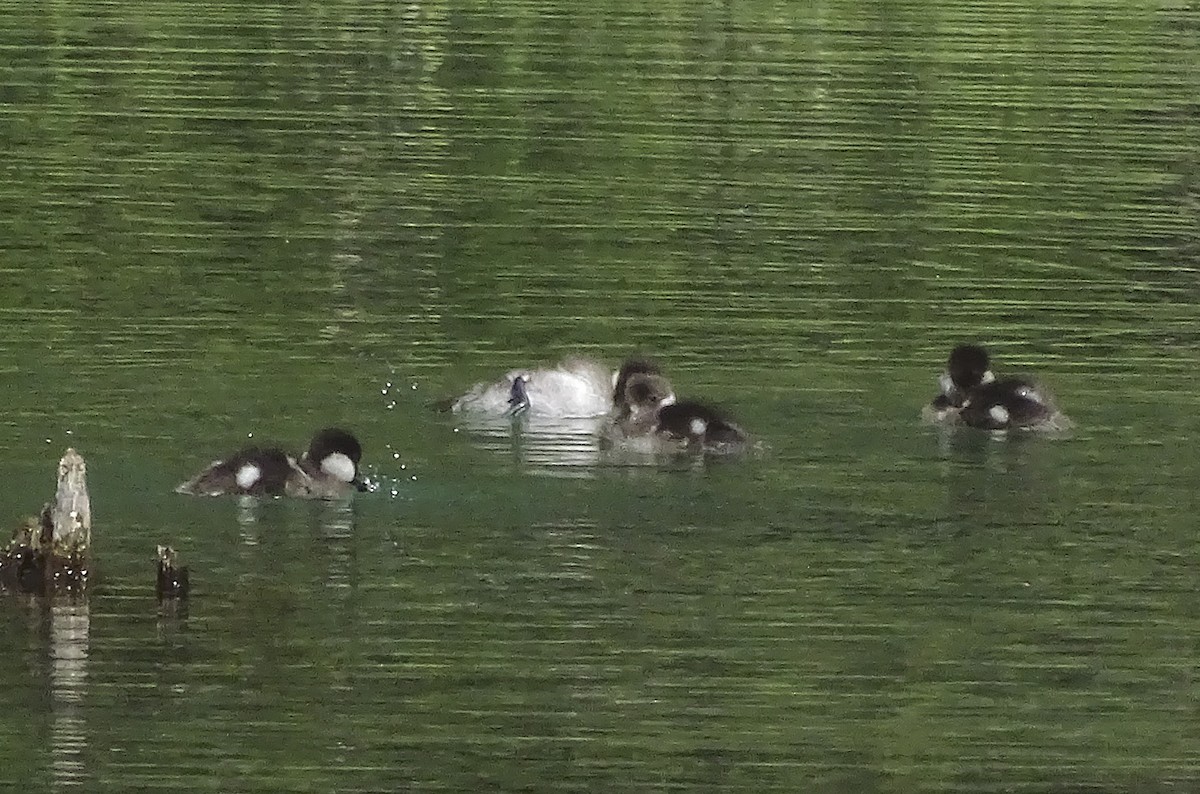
[1016,384,1044,404]
[661,392,677,407]
[988,405,1010,426]
[689,418,707,437]
[320,452,356,483]
[981,370,996,384]
[235,463,261,490]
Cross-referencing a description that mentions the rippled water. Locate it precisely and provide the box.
[1,0,1198,791]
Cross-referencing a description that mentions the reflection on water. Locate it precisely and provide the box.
[457,414,608,478]
[49,601,89,790]
[316,500,356,594]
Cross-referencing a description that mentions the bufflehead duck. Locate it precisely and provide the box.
[614,361,674,414]
[602,372,748,455]
[959,378,1071,432]
[612,358,667,411]
[655,400,749,453]
[175,427,367,499]
[600,370,677,447]
[924,344,1071,431]
[922,344,995,423]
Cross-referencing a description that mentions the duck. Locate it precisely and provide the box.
[924,344,1071,432]
[445,356,669,420]
[611,358,668,413]
[655,400,750,453]
[175,427,367,499]
[602,371,748,455]
[922,343,994,423]
[600,369,677,447]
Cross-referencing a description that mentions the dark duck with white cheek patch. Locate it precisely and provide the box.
[924,344,1072,432]
[176,427,367,499]
[654,400,749,453]
[958,378,1070,432]
[602,368,749,455]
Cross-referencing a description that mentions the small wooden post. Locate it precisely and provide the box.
[1,448,91,595]
[46,449,90,592]
[51,449,91,549]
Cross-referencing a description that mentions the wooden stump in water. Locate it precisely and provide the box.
[156,545,190,601]
[1,449,91,595]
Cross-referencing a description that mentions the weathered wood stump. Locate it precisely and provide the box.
[155,545,190,601]
[1,449,91,595]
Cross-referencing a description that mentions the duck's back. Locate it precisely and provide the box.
[175,446,298,496]
[960,377,1070,431]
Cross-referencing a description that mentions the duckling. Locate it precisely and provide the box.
[655,400,749,453]
[923,343,995,423]
[600,370,677,447]
[176,427,366,499]
[612,358,666,411]
[924,344,1071,431]
[959,378,1071,432]
[602,370,748,455]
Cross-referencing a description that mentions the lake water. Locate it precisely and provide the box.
[1,0,1198,791]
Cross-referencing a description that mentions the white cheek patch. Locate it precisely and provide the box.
[988,405,1010,426]
[320,452,357,483]
[689,418,708,437]
[661,392,677,407]
[938,372,955,395]
[236,464,261,490]
[981,370,996,385]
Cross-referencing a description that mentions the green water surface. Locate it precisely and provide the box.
[1,0,1198,791]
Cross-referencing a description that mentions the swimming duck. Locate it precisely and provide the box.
[602,371,748,455]
[611,358,668,411]
[655,400,749,453]
[922,343,994,423]
[600,370,677,447]
[958,377,1071,431]
[924,344,1071,431]
[175,427,367,499]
